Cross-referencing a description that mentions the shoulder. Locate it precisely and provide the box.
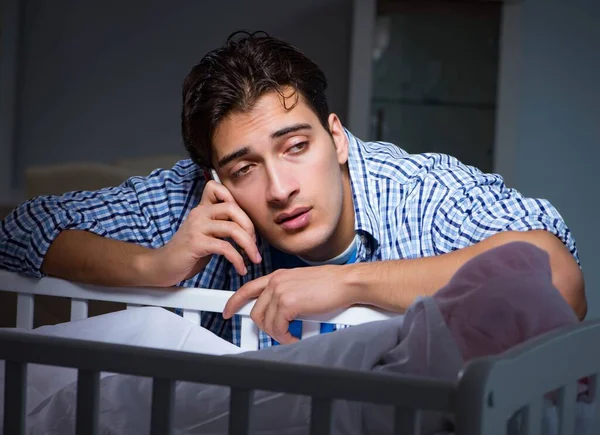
[354,137,504,193]
[123,159,203,191]
[119,159,204,220]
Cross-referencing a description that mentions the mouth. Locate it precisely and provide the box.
[275,207,312,224]
[275,207,312,230]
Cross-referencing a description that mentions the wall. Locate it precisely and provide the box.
[495,0,600,318]
[10,0,352,189]
[0,0,23,201]
[370,6,501,173]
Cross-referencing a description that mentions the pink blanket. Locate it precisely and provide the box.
[435,241,578,363]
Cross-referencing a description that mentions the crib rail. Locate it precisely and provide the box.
[456,319,600,435]
[0,269,396,349]
[0,328,457,435]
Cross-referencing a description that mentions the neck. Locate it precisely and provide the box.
[303,165,356,262]
[299,233,357,265]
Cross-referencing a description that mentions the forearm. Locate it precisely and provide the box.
[41,229,156,287]
[346,230,586,319]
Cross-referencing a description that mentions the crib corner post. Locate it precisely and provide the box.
[455,358,495,435]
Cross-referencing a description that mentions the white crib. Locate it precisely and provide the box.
[1,268,600,435]
[0,269,395,350]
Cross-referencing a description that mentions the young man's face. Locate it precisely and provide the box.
[211,89,355,261]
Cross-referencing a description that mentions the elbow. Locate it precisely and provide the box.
[553,256,587,321]
[568,279,587,321]
[576,297,588,321]
[515,230,587,320]
[566,269,587,321]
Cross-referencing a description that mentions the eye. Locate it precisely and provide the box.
[232,165,253,179]
[287,141,308,154]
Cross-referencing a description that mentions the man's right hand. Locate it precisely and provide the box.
[143,180,262,287]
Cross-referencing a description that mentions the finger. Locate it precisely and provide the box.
[204,220,261,264]
[263,288,279,341]
[203,221,262,264]
[198,183,256,241]
[274,306,295,343]
[201,237,247,276]
[223,275,270,318]
[208,202,257,246]
[268,293,298,345]
[250,287,274,332]
[275,330,298,346]
[200,180,236,205]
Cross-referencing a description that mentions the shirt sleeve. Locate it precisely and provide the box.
[425,164,580,265]
[0,160,204,278]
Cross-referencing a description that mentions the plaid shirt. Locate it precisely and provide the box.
[0,130,579,348]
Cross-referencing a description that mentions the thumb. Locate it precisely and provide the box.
[276,332,300,345]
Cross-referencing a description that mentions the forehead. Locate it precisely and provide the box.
[212,90,320,158]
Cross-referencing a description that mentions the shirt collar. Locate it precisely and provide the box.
[345,129,381,252]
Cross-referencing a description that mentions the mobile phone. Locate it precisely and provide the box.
[210,169,221,184]
[203,169,222,184]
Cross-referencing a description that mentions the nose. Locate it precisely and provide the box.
[265,165,299,205]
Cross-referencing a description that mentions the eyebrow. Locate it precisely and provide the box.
[217,147,251,168]
[270,123,312,139]
[217,123,312,168]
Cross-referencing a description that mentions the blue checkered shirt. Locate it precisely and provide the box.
[0,130,579,348]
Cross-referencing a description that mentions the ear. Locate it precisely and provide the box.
[328,113,349,165]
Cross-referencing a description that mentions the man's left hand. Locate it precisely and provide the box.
[222,265,354,344]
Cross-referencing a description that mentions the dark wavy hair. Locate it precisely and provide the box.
[181,31,330,170]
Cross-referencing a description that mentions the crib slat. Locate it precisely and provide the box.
[240,316,259,350]
[76,369,100,435]
[182,309,202,326]
[589,375,600,430]
[524,399,543,435]
[3,361,26,435]
[301,321,320,339]
[71,298,89,321]
[310,398,333,435]
[16,293,34,329]
[394,407,421,435]
[151,379,175,435]
[557,382,577,435]
[229,388,253,435]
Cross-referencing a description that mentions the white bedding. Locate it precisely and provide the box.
[0,306,242,429]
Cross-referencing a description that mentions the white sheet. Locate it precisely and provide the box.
[0,306,242,429]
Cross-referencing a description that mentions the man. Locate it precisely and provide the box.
[0,31,586,348]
